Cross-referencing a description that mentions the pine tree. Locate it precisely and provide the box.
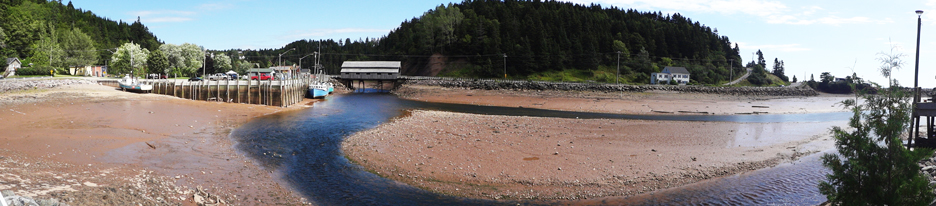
[819,52,935,205]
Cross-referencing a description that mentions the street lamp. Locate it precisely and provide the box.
[911,10,924,149]
[278,48,296,67]
[914,10,924,100]
[299,53,314,72]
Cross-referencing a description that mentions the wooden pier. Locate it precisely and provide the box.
[98,77,311,107]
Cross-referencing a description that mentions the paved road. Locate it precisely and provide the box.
[723,67,753,85]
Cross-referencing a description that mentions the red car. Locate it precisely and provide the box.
[251,73,274,80]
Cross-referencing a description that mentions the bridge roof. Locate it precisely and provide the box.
[341,61,401,71]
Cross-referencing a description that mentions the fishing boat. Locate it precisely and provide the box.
[309,81,329,98]
[118,74,153,92]
[326,82,334,94]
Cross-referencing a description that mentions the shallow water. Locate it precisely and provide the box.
[229,93,849,205]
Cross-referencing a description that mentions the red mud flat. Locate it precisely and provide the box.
[0,83,316,205]
[343,110,847,200]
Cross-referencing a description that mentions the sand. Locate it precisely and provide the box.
[0,82,313,205]
[341,84,851,200]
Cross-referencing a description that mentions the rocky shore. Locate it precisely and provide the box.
[0,78,97,93]
[402,78,819,96]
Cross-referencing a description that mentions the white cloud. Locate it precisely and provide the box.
[146,17,195,23]
[569,0,885,25]
[129,10,196,23]
[281,28,391,40]
[198,3,234,11]
[130,10,196,17]
[737,42,810,52]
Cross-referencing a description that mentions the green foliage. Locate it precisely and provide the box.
[109,42,148,76]
[1,0,161,65]
[59,27,97,67]
[250,1,743,84]
[159,43,204,76]
[15,65,54,76]
[771,58,787,82]
[146,49,169,74]
[746,64,771,85]
[819,84,935,205]
[212,53,232,72]
[808,72,875,94]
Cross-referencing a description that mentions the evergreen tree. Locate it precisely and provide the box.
[819,83,934,205]
[756,50,766,69]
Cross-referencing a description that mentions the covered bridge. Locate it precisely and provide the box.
[340,61,401,80]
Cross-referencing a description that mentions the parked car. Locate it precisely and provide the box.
[208,73,228,81]
[251,73,273,80]
[188,77,203,81]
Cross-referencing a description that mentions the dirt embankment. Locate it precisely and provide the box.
[402,78,820,96]
[0,80,313,205]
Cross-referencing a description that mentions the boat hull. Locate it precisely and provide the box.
[119,83,153,91]
[309,88,328,98]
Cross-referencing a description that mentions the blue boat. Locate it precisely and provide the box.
[309,82,329,98]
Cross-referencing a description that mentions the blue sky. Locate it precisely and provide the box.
[72,0,936,87]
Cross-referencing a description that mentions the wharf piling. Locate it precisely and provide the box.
[98,77,310,107]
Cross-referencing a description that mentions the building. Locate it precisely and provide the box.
[247,68,274,77]
[4,58,21,77]
[339,61,401,80]
[650,66,691,85]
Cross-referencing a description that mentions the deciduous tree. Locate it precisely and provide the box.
[146,49,168,75]
[109,42,148,77]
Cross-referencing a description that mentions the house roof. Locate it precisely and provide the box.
[341,69,399,73]
[341,61,401,73]
[247,68,274,73]
[341,61,401,69]
[6,58,20,65]
[663,66,689,74]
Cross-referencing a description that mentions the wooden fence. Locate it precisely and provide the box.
[98,77,310,107]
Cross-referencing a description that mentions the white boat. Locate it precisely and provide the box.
[309,81,329,98]
[118,75,153,92]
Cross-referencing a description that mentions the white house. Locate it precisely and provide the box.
[650,66,690,85]
[4,58,22,77]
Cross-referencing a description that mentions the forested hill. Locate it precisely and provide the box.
[262,0,744,85]
[1,0,161,66]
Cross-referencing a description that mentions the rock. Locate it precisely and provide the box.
[4,195,39,206]
[923,166,936,171]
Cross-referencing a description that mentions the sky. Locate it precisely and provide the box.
[71,0,936,88]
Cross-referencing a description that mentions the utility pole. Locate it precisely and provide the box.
[616,51,621,84]
[729,59,733,81]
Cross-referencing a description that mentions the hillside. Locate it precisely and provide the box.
[0,0,162,67]
[249,0,744,85]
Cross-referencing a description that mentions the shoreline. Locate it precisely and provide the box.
[0,81,313,205]
[393,85,853,116]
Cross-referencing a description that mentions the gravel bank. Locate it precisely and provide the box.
[0,78,97,93]
[402,79,819,96]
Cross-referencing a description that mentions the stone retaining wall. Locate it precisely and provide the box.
[403,79,819,96]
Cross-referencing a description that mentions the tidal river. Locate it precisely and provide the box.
[229,93,850,205]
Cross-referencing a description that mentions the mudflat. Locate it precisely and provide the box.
[342,84,850,200]
[0,81,311,205]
